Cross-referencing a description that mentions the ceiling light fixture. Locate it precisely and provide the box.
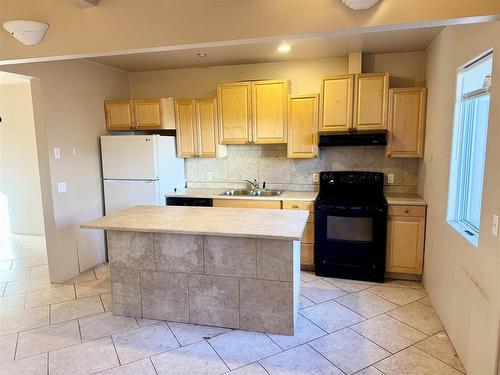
[195,51,208,57]
[3,20,48,46]
[342,0,380,10]
[277,43,291,53]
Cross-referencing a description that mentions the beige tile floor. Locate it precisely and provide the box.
[0,234,466,375]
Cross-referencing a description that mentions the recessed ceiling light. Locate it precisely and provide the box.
[277,43,291,53]
[196,51,208,57]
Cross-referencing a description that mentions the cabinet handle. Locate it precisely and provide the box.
[292,205,300,209]
[404,209,410,214]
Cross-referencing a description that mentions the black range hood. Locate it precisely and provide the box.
[319,130,387,147]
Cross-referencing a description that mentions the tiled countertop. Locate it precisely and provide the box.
[81,205,309,240]
[385,193,427,206]
[165,188,318,202]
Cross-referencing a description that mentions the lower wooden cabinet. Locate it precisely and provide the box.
[386,205,426,275]
[283,200,315,270]
[212,199,281,209]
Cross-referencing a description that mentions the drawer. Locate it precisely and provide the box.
[300,243,314,267]
[301,222,314,244]
[388,205,426,218]
[283,200,314,212]
[213,199,282,209]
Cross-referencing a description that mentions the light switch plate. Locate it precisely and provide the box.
[54,147,61,159]
[492,214,499,237]
[57,182,67,193]
[387,174,394,184]
[313,173,319,183]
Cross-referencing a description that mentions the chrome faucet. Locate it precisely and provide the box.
[244,179,260,190]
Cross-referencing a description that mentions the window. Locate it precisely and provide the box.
[447,52,493,246]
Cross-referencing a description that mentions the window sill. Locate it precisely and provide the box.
[448,220,479,247]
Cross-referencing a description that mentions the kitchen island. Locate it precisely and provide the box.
[81,205,308,335]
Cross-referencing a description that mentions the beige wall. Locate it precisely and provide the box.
[363,51,426,87]
[129,56,348,98]
[1,0,499,63]
[0,60,130,282]
[420,21,500,375]
[0,79,44,235]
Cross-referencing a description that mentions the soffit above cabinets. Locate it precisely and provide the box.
[86,26,443,72]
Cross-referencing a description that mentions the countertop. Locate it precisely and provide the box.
[81,205,309,240]
[165,188,318,202]
[385,193,427,206]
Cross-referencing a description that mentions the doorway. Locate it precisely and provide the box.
[0,72,49,286]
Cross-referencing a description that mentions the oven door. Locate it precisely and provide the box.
[314,202,387,281]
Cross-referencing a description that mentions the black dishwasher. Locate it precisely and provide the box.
[166,197,213,207]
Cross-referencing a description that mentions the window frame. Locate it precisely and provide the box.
[447,51,493,247]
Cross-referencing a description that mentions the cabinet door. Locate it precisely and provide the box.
[212,199,281,209]
[386,87,427,158]
[252,79,288,144]
[283,200,315,269]
[174,99,197,158]
[354,73,389,131]
[217,82,252,144]
[386,215,425,275]
[133,99,163,129]
[104,100,134,130]
[196,98,219,158]
[287,94,319,158]
[320,75,353,132]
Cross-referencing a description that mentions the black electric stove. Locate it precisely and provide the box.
[314,171,388,282]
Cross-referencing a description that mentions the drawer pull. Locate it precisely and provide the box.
[292,205,300,209]
[404,209,410,214]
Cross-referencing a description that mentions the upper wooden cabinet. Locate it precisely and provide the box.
[175,98,226,158]
[217,79,289,144]
[104,100,134,130]
[217,82,252,144]
[252,79,289,144]
[386,205,426,275]
[386,87,427,158]
[320,73,389,133]
[287,94,319,158]
[353,73,389,131]
[174,99,197,158]
[105,98,175,131]
[320,75,353,132]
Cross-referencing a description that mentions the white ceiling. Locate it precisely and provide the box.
[87,26,443,72]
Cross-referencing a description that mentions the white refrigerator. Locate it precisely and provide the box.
[101,135,185,215]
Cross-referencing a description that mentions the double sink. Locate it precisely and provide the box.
[220,189,283,197]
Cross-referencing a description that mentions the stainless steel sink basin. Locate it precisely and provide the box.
[220,189,254,196]
[219,189,284,197]
[252,190,283,197]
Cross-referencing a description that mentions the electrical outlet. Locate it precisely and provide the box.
[312,173,319,183]
[492,214,499,237]
[387,173,394,184]
[57,182,67,193]
[54,147,61,159]
[206,172,212,181]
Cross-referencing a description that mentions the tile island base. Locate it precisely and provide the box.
[108,231,300,335]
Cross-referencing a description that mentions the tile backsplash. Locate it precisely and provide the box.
[185,145,419,193]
